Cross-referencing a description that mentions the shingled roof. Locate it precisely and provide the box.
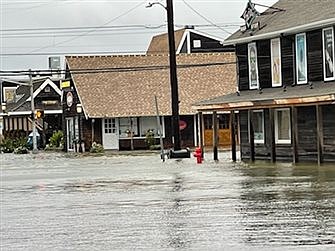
[66,53,236,118]
[146,28,186,54]
[224,0,335,45]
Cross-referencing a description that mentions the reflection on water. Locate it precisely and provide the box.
[1,153,335,250]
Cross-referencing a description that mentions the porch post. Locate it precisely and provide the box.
[213,111,218,161]
[198,112,204,158]
[269,108,276,163]
[248,109,255,162]
[230,110,237,162]
[316,105,324,165]
[291,106,299,164]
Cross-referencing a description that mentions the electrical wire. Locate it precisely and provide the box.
[28,0,148,54]
[181,0,232,35]
[0,60,237,76]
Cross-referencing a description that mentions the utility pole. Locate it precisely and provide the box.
[29,69,38,153]
[166,0,181,151]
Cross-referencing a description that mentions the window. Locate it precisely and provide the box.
[295,33,308,84]
[105,118,117,134]
[193,40,201,48]
[248,42,259,89]
[250,110,264,144]
[275,108,291,144]
[118,116,165,138]
[119,118,138,137]
[322,27,335,81]
[139,116,165,137]
[271,38,282,87]
[3,87,17,103]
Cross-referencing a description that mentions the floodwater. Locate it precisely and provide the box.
[1,152,335,250]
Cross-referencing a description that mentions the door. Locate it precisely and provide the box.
[103,118,119,150]
[204,114,231,146]
[66,117,75,151]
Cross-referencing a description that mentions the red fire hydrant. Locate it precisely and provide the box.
[193,147,202,164]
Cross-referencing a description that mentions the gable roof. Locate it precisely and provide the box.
[65,53,236,118]
[4,78,62,114]
[224,0,335,45]
[147,28,187,54]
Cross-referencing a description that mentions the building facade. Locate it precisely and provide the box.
[194,0,335,164]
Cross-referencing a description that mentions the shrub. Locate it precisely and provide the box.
[145,129,156,149]
[14,146,29,154]
[90,142,104,153]
[49,130,64,148]
[0,137,27,153]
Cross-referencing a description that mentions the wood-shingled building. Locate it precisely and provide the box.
[63,52,236,151]
[194,0,335,164]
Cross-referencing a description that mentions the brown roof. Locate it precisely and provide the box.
[225,0,335,44]
[146,28,186,54]
[66,53,236,118]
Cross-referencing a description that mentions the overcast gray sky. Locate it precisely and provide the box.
[1,0,278,72]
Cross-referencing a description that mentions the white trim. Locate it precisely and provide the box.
[322,27,335,81]
[27,79,61,101]
[250,110,264,144]
[2,86,17,102]
[193,114,198,147]
[248,42,259,89]
[274,108,291,144]
[222,18,335,45]
[7,111,32,116]
[45,109,62,114]
[190,29,224,43]
[187,30,191,54]
[295,33,308,85]
[176,30,188,54]
[271,38,282,87]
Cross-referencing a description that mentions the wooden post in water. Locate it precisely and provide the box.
[213,111,218,161]
[291,106,299,164]
[316,105,324,165]
[269,108,276,163]
[248,109,255,162]
[230,110,237,162]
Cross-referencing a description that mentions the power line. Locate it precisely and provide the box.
[28,0,148,54]
[181,0,233,35]
[0,60,237,76]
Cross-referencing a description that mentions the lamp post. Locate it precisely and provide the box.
[147,0,181,151]
[76,103,82,152]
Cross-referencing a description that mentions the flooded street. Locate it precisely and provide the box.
[1,152,335,250]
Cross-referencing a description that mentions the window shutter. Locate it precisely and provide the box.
[281,36,294,85]
[257,40,271,89]
[307,29,323,81]
[236,44,249,91]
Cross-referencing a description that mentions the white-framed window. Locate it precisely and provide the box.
[274,108,291,144]
[139,116,165,138]
[249,110,264,144]
[193,40,201,48]
[119,118,138,138]
[118,116,165,138]
[271,38,282,87]
[3,87,17,103]
[248,42,259,89]
[322,27,335,81]
[295,33,308,84]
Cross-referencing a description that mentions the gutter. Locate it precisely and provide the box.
[222,18,335,45]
